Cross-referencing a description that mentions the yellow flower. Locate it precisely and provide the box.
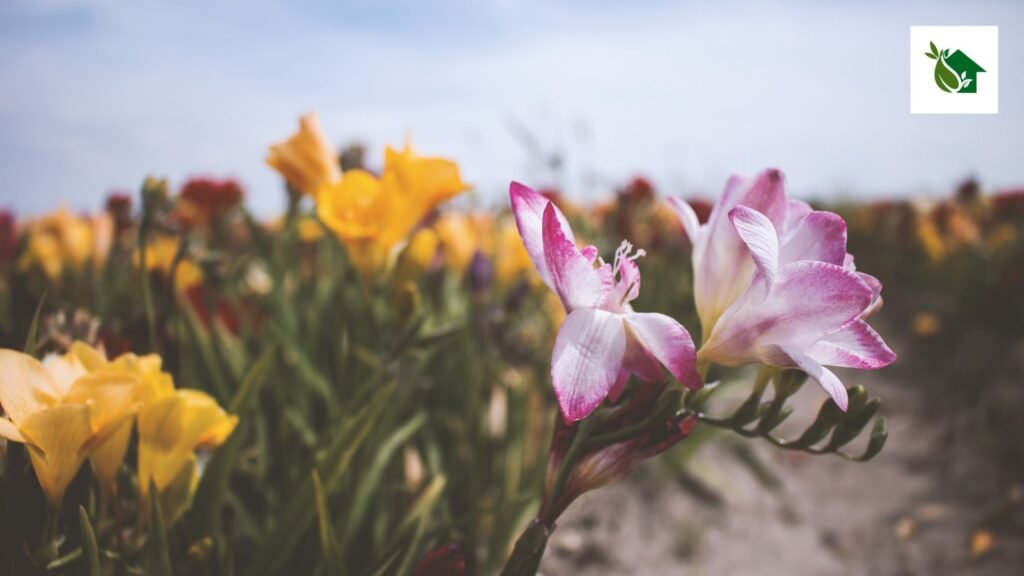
[17,208,103,280]
[134,236,204,292]
[916,217,946,262]
[67,342,175,497]
[297,216,325,243]
[495,220,537,288]
[435,213,478,274]
[137,389,237,525]
[317,142,469,277]
[266,112,342,198]
[0,348,138,506]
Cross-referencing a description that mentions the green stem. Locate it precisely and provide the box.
[499,519,551,576]
[138,210,158,353]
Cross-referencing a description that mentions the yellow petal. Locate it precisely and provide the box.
[69,341,109,371]
[0,416,24,442]
[90,418,133,491]
[137,390,237,493]
[316,169,386,242]
[267,112,342,198]
[19,403,94,506]
[64,372,140,433]
[41,350,88,397]
[0,349,62,424]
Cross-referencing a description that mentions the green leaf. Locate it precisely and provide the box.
[144,482,174,576]
[186,348,276,549]
[23,291,46,355]
[929,41,938,56]
[244,382,396,576]
[394,475,447,540]
[78,506,101,576]
[229,346,277,414]
[341,412,427,551]
[311,469,344,575]
[926,53,937,59]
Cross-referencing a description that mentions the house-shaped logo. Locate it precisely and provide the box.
[925,42,986,93]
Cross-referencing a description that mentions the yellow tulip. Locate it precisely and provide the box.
[0,348,138,507]
[266,111,342,198]
[137,389,237,525]
[316,142,469,277]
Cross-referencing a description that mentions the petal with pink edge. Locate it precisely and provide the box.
[542,203,611,311]
[703,261,873,361]
[624,313,702,390]
[808,319,896,369]
[779,211,847,266]
[667,197,701,243]
[509,181,574,289]
[729,206,780,286]
[552,308,627,422]
[782,347,849,411]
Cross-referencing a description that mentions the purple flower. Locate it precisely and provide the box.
[510,182,702,422]
[669,170,895,411]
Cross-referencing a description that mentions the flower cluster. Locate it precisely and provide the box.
[267,112,469,277]
[0,343,235,525]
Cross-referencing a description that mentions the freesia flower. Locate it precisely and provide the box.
[137,389,237,525]
[510,182,701,422]
[669,169,895,410]
[266,112,342,198]
[0,347,138,506]
[69,343,175,498]
[317,142,468,277]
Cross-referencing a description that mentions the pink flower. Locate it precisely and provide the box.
[669,170,895,411]
[511,182,702,422]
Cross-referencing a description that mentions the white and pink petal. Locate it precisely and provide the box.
[552,308,627,422]
[542,204,611,311]
[808,319,896,370]
[624,313,702,390]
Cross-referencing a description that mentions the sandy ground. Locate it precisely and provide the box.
[538,366,1024,575]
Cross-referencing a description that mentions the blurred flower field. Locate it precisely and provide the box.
[1,112,1023,575]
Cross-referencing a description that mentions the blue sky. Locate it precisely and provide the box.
[1,0,1021,216]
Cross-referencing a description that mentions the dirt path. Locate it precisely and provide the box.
[539,368,1024,575]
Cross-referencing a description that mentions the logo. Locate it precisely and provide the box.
[925,41,985,93]
[910,26,998,114]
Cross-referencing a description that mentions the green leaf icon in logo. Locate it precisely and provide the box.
[928,41,986,94]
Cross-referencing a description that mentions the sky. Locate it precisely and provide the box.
[1,0,1022,216]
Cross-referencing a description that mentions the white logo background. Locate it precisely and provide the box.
[910,26,998,114]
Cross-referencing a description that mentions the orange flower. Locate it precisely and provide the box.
[266,112,342,198]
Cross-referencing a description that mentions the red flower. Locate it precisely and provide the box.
[992,189,1024,223]
[177,178,245,228]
